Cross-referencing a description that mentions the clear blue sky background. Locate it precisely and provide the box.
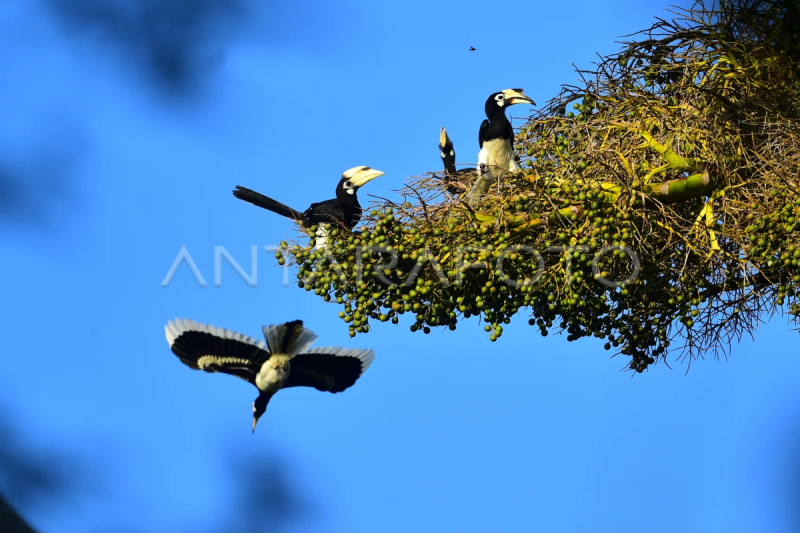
[2,1,800,532]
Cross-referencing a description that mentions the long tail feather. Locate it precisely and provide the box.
[233,186,304,221]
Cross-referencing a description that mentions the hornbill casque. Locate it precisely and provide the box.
[438,127,476,195]
[165,318,375,433]
[466,89,535,205]
[232,166,384,248]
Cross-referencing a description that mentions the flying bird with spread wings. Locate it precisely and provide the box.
[165,318,375,433]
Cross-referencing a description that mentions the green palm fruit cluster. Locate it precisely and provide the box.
[276,0,800,373]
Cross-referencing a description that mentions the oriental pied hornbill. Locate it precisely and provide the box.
[438,127,476,195]
[477,88,535,176]
[165,318,375,433]
[232,166,384,248]
[464,89,535,205]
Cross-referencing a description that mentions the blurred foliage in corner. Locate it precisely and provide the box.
[0,495,37,533]
[0,403,315,533]
[0,146,78,229]
[40,0,247,97]
[0,410,73,533]
[210,452,314,533]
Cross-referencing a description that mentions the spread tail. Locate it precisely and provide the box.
[262,320,318,359]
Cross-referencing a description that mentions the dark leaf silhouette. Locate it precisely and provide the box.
[0,150,76,228]
[42,0,248,97]
[210,451,314,533]
[0,492,38,533]
[0,408,75,533]
[0,414,71,512]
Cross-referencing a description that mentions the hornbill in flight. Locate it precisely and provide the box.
[466,89,535,205]
[438,127,476,195]
[233,166,384,248]
[165,318,375,433]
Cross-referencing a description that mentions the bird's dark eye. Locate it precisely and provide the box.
[344,180,352,188]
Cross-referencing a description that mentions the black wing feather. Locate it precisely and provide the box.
[166,319,271,385]
[478,119,489,148]
[284,349,374,393]
[304,200,348,227]
[503,120,514,143]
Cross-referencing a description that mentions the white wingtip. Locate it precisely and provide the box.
[305,347,376,375]
[164,318,267,350]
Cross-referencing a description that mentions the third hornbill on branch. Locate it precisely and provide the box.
[438,126,476,195]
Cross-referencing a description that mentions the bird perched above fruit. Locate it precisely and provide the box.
[478,88,535,175]
[233,166,384,248]
[438,127,476,194]
[466,89,536,205]
[165,318,375,433]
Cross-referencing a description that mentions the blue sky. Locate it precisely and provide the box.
[2,0,799,531]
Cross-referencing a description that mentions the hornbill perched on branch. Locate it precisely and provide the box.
[466,89,535,205]
[233,166,384,248]
[438,127,475,195]
[165,318,375,433]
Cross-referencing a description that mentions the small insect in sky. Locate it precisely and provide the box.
[469,46,476,51]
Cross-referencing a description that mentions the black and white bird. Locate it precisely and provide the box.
[466,89,535,205]
[478,88,535,175]
[233,166,384,248]
[438,127,476,195]
[165,318,375,433]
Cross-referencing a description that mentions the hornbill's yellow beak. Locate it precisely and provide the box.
[343,166,385,188]
[501,88,536,106]
[439,127,452,149]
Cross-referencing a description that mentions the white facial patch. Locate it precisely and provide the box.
[450,150,454,157]
[346,188,354,195]
[440,151,446,158]
[495,94,505,106]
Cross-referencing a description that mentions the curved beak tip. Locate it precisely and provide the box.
[503,88,535,106]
